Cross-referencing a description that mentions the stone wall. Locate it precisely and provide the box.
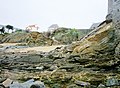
[112,0,120,26]
[108,0,114,14]
[106,0,113,20]
[107,0,120,23]
[107,0,120,22]
[109,0,120,56]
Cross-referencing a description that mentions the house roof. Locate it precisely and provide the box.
[90,22,101,29]
[48,24,59,29]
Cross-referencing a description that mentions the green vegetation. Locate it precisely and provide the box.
[51,28,90,44]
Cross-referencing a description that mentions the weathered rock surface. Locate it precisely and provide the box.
[0,79,46,88]
[68,22,120,58]
[2,32,29,43]
[1,32,59,46]
[0,21,120,87]
[59,22,120,76]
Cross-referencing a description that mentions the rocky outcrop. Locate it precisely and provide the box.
[1,32,29,43]
[0,21,120,87]
[1,32,59,46]
[69,21,120,58]
[27,32,59,46]
[0,34,9,43]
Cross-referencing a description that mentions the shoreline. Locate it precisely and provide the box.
[0,43,65,53]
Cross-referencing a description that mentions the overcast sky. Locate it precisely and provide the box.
[0,0,108,32]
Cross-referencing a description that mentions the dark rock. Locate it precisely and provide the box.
[117,68,120,72]
[106,14,112,21]
[30,81,45,88]
[0,78,6,83]
[68,56,81,63]
[30,84,41,88]
[0,83,5,88]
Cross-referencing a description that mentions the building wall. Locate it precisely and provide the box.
[112,0,120,27]
[106,0,114,20]
[111,0,120,44]
[108,0,114,14]
[107,0,120,26]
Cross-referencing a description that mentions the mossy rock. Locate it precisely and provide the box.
[73,72,107,86]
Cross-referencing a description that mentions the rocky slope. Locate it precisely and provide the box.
[0,21,120,88]
[1,32,59,46]
[0,28,93,46]
[68,21,120,57]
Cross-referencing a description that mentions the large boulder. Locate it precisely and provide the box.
[70,21,119,58]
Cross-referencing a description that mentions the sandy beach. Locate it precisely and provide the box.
[0,43,65,52]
